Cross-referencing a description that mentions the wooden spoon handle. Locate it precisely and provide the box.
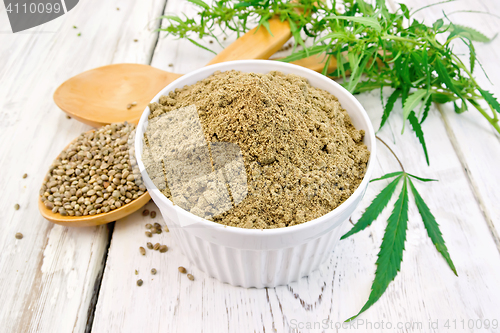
[206,17,292,65]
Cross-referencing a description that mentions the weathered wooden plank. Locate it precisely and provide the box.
[92,1,500,332]
[0,0,166,331]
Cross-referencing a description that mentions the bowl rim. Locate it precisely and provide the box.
[135,59,376,236]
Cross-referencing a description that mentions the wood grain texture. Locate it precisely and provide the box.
[91,1,500,333]
[0,0,166,331]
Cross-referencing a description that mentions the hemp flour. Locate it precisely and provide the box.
[144,70,370,229]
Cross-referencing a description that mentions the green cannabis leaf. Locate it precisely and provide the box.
[408,179,457,275]
[158,0,500,163]
[346,174,410,321]
[408,111,429,165]
[342,171,456,321]
[341,173,403,239]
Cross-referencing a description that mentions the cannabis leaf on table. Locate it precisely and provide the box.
[341,157,457,321]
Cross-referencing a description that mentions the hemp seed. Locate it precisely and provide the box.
[151,268,157,275]
[136,279,143,286]
[14,204,20,210]
[150,211,156,218]
[15,232,23,239]
[178,266,187,274]
[139,247,146,256]
[159,245,168,253]
[187,274,194,281]
[142,209,149,216]
[146,242,153,249]
[145,231,152,237]
[39,122,145,218]
[22,173,28,179]
[153,243,160,251]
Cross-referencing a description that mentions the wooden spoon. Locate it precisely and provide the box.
[54,18,293,128]
[39,130,151,227]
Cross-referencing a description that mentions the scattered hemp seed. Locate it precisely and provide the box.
[66,115,71,119]
[116,7,120,10]
[209,40,213,44]
[164,226,169,232]
[145,231,152,237]
[150,227,158,234]
[187,274,194,281]
[142,209,149,217]
[139,247,146,256]
[146,242,153,249]
[14,204,20,210]
[223,37,227,40]
[15,233,23,239]
[154,222,160,228]
[134,39,138,42]
[168,63,173,67]
[151,268,157,275]
[22,173,28,179]
[150,211,156,218]
[126,103,132,110]
[178,266,187,274]
[153,243,160,251]
[145,223,152,229]
[135,270,138,275]
[137,279,143,286]
[159,245,168,253]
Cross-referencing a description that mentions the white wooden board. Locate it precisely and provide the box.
[91,1,500,333]
[2,0,500,332]
[0,0,166,331]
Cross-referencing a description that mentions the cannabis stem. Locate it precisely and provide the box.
[376,136,405,172]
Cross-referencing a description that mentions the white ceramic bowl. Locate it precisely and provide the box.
[135,60,376,288]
